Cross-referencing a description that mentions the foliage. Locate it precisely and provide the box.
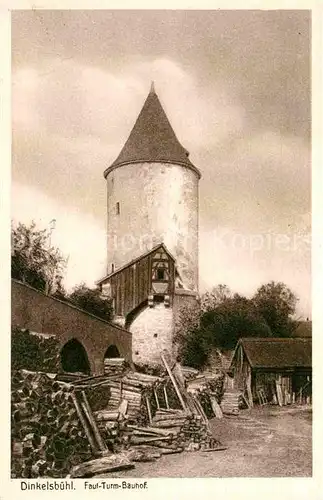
[68,282,113,321]
[253,281,298,337]
[200,284,232,312]
[175,282,298,369]
[11,221,67,294]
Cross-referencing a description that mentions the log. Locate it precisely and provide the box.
[81,391,107,452]
[108,381,142,392]
[70,454,134,478]
[71,392,98,453]
[126,372,163,382]
[209,396,223,419]
[125,449,160,462]
[153,388,160,409]
[145,395,153,425]
[94,411,120,421]
[127,425,173,436]
[118,400,128,419]
[153,413,187,422]
[161,353,187,411]
[153,420,186,428]
[163,386,170,409]
[131,435,173,445]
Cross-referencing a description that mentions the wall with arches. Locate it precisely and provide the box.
[11,280,132,374]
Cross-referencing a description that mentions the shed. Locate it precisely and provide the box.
[229,338,312,407]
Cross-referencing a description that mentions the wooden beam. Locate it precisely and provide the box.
[153,388,160,410]
[163,385,169,409]
[161,353,187,411]
[71,392,98,453]
[145,395,153,425]
[81,391,107,452]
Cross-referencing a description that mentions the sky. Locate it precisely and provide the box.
[11,10,311,317]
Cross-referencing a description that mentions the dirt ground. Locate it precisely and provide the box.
[97,405,312,478]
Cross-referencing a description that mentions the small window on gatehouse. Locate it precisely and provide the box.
[116,202,120,215]
[157,268,165,280]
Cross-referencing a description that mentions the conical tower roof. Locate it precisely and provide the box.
[104,84,200,178]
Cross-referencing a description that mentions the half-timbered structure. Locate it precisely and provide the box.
[98,243,179,325]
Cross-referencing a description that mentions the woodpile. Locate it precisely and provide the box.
[11,328,60,373]
[104,358,127,377]
[186,371,225,419]
[11,351,227,478]
[220,390,242,415]
[11,370,93,478]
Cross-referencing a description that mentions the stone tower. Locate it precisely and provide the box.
[98,84,201,365]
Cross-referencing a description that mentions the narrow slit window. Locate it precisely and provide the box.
[116,202,120,215]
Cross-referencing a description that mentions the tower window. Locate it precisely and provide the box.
[154,333,158,338]
[111,263,115,273]
[116,202,120,215]
[157,268,165,280]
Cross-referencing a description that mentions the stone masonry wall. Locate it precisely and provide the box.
[106,162,199,291]
[129,303,174,366]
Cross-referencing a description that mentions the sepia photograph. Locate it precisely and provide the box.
[10,9,311,481]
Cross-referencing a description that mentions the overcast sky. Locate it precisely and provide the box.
[11,10,311,316]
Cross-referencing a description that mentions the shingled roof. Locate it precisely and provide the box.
[293,320,312,338]
[104,83,201,178]
[232,338,312,369]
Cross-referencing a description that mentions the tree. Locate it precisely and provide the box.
[175,285,272,369]
[200,284,232,312]
[68,283,113,321]
[11,221,67,294]
[252,281,298,337]
[199,294,271,351]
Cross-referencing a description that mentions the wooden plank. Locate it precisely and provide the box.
[164,386,170,409]
[70,455,134,478]
[209,395,223,419]
[81,391,107,452]
[161,353,187,411]
[71,392,98,453]
[275,381,283,407]
[145,395,153,425]
[153,388,160,410]
[246,364,253,408]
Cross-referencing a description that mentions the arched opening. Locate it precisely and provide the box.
[60,338,91,374]
[125,299,148,329]
[104,345,120,359]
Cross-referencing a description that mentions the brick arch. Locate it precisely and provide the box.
[12,280,132,375]
[60,338,91,374]
[104,345,121,359]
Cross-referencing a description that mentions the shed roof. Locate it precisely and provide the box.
[293,320,312,338]
[232,337,312,369]
[104,84,200,178]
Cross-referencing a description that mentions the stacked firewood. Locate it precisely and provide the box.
[11,355,227,478]
[186,372,224,418]
[11,370,92,478]
[220,390,242,415]
[105,371,163,423]
[104,358,127,377]
[11,328,60,373]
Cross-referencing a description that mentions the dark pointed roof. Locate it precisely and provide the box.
[104,85,201,178]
